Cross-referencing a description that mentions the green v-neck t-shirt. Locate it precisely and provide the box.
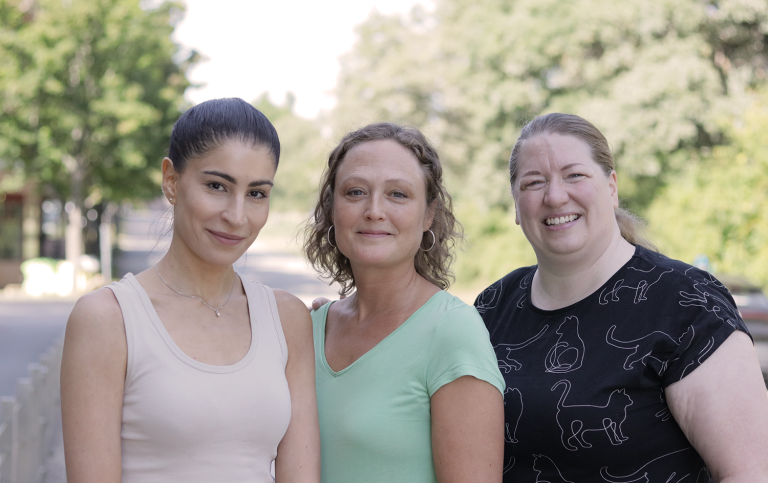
[312,291,505,483]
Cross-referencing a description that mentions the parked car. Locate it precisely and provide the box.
[718,275,768,341]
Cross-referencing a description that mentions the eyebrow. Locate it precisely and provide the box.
[519,163,584,178]
[341,175,416,186]
[202,170,273,187]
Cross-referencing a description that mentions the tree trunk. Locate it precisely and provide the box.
[65,154,85,294]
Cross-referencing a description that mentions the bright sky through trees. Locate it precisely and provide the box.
[173,0,426,118]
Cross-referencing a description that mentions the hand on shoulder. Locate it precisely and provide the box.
[311,297,332,311]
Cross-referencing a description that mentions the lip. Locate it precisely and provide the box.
[358,230,391,237]
[207,229,246,246]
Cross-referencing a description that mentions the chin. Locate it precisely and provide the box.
[196,245,249,267]
[348,251,405,269]
[538,239,586,257]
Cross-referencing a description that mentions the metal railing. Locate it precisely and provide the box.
[0,337,64,483]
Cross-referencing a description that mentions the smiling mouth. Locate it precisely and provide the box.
[544,214,580,226]
[208,229,245,242]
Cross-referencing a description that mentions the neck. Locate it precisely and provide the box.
[345,262,437,321]
[531,227,636,310]
[158,234,238,301]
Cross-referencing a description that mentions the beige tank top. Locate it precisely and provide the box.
[107,274,291,483]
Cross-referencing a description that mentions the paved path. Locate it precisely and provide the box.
[0,301,73,398]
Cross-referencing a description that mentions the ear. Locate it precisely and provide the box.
[513,196,520,225]
[161,157,178,204]
[608,170,619,209]
[423,199,437,231]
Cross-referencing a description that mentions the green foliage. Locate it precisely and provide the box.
[452,202,536,291]
[253,94,328,212]
[330,0,768,288]
[333,0,768,213]
[0,0,195,205]
[647,89,768,289]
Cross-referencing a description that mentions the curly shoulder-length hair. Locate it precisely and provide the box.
[303,122,463,297]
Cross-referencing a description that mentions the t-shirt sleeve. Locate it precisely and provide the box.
[659,271,751,386]
[425,304,506,397]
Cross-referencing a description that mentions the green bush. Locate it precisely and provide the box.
[452,203,536,293]
[647,90,768,290]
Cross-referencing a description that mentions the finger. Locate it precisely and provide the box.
[311,297,331,310]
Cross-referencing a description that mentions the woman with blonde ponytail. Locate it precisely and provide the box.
[475,113,768,482]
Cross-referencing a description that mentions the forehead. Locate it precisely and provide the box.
[518,133,594,171]
[338,139,425,184]
[187,141,276,176]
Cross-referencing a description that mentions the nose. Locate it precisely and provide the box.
[221,196,247,227]
[364,194,385,221]
[544,178,569,207]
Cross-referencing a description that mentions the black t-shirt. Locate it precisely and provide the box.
[474,245,749,483]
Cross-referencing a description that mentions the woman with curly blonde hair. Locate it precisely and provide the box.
[304,122,505,483]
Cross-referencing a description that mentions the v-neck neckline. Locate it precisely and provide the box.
[318,291,444,376]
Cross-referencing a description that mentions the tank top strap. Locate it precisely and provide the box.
[105,274,147,385]
[242,279,288,366]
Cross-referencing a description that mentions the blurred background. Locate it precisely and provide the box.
[4,2,768,478]
[1,0,767,303]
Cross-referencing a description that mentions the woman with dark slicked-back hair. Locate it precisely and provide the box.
[304,122,505,483]
[61,98,320,483]
[475,112,768,482]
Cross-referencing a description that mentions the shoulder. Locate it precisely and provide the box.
[425,294,505,395]
[632,247,738,304]
[428,293,491,343]
[271,288,313,343]
[474,265,536,315]
[628,247,748,346]
[412,291,481,327]
[67,287,125,338]
[272,287,310,313]
[64,286,127,366]
[632,246,705,282]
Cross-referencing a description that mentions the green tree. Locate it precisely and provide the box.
[0,0,196,280]
[253,93,328,213]
[647,88,768,289]
[331,0,768,289]
[333,0,768,212]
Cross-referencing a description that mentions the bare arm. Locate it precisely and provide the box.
[61,288,127,483]
[666,331,768,483]
[431,376,504,483]
[273,289,321,483]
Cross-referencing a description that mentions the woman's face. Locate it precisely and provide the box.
[163,140,276,267]
[513,133,619,263]
[332,139,434,271]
